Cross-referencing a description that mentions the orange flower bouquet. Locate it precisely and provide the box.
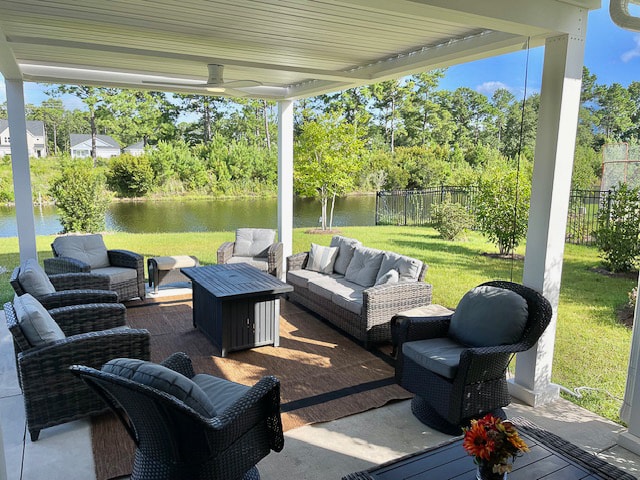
[462,414,528,479]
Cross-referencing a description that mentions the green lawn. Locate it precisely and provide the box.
[0,226,634,424]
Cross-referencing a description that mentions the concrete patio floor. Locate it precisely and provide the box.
[1,287,640,479]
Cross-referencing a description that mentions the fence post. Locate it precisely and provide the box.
[440,183,445,202]
[375,191,379,225]
[404,191,408,226]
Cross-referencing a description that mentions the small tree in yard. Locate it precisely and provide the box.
[431,193,473,240]
[475,159,532,255]
[295,114,364,230]
[595,183,640,272]
[50,160,112,233]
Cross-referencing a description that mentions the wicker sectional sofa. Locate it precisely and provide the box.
[286,236,432,347]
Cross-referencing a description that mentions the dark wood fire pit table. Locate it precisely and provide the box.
[181,263,293,357]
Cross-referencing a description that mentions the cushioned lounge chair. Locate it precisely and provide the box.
[72,352,284,480]
[393,280,552,434]
[44,233,146,301]
[218,228,283,278]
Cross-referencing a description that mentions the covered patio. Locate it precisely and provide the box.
[2,0,640,478]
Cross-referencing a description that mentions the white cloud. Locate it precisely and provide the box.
[621,35,640,63]
[476,81,510,96]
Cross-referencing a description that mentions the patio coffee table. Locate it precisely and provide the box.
[181,263,293,357]
[343,417,634,480]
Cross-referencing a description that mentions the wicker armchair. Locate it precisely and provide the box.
[217,228,283,278]
[44,234,146,301]
[11,263,118,309]
[4,299,150,441]
[71,352,284,480]
[393,280,552,434]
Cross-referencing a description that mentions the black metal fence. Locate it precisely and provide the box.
[376,187,609,245]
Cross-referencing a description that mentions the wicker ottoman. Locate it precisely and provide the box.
[148,255,199,293]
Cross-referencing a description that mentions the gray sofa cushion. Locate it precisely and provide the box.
[402,337,467,379]
[344,246,384,287]
[52,234,110,269]
[226,256,269,271]
[233,228,276,257]
[92,266,138,284]
[308,277,364,301]
[306,243,339,274]
[286,269,327,288]
[331,292,363,315]
[330,236,361,275]
[192,373,250,415]
[13,294,65,346]
[376,251,423,284]
[375,269,399,286]
[18,258,56,296]
[102,358,217,417]
[449,286,529,347]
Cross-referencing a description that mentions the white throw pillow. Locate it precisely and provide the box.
[18,258,56,296]
[13,294,65,346]
[306,243,339,274]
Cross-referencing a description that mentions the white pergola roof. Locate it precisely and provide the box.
[0,0,600,100]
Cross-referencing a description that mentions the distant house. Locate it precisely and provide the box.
[70,134,121,159]
[123,140,145,156]
[0,119,48,158]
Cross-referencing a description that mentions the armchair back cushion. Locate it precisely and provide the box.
[344,246,384,287]
[449,286,529,347]
[376,251,423,284]
[233,228,276,257]
[102,358,217,417]
[18,259,56,296]
[329,236,361,275]
[306,243,339,274]
[52,234,110,269]
[13,294,65,346]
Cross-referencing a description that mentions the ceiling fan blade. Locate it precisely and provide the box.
[217,79,263,88]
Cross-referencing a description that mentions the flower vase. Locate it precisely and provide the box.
[476,462,508,480]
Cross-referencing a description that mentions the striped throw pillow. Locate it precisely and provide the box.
[306,243,339,274]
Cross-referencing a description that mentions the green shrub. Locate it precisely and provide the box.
[107,154,155,197]
[50,160,112,233]
[431,194,473,240]
[595,183,640,272]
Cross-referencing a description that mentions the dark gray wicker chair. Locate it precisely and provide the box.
[4,300,150,441]
[217,228,283,278]
[392,280,552,435]
[11,264,118,309]
[71,352,284,480]
[44,234,146,301]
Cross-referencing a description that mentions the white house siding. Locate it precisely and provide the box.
[0,121,47,158]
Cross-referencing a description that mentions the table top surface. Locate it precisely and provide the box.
[181,263,293,299]
[344,418,634,480]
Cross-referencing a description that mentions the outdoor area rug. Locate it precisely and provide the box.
[91,297,411,480]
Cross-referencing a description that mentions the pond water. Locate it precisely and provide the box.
[0,195,377,237]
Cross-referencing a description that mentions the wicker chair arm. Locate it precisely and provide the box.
[456,347,516,385]
[391,313,452,346]
[363,282,433,329]
[35,290,119,310]
[286,252,308,271]
[267,242,283,278]
[217,242,235,264]
[44,256,91,274]
[49,272,111,291]
[49,303,127,336]
[207,375,284,453]
[160,352,196,378]
[108,249,143,269]
[18,328,150,386]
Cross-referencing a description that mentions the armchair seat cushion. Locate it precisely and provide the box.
[92,266,138,285]
[286,269,327,288]
[102,358,217,417]
[402,337,467,379]
[449,286,529,347]
[233,228,276,257]
[52,234,110,269]
[18,259,55,296]
[13,294,65,346]
[192,373,251,415]
[226,255,269,271]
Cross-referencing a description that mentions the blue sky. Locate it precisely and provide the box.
[1,0,639,110]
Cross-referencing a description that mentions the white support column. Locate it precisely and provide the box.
[277,100,294,278]
[6,78,37,262]
[618,273,640,454]
[508,33,586,406]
